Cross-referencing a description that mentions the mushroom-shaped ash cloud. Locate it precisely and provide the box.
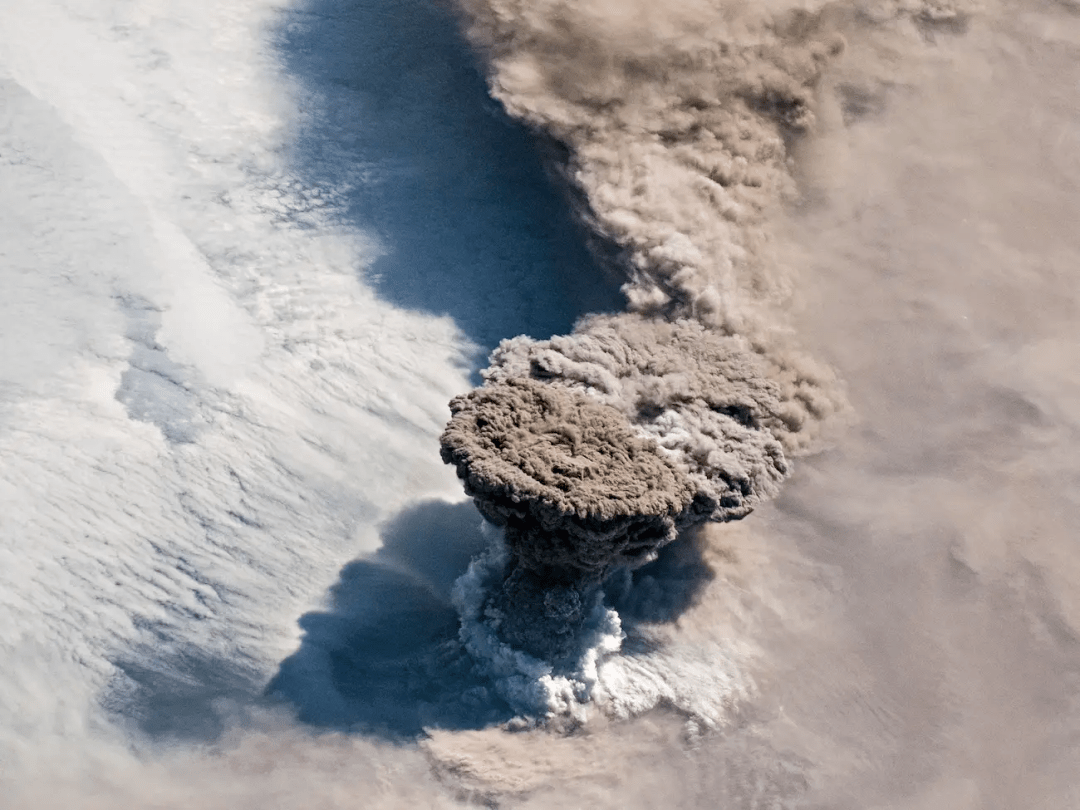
[440,316,791,658]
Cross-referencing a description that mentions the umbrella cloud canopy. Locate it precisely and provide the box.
[483,315,794,521]
[441,376,697,575]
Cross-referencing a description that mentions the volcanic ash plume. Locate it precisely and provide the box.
[442,317,790,659]
[441,0,849,702]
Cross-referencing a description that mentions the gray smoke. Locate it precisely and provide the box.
[441,0,849,661]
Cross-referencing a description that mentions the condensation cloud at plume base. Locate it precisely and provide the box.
[435,0,862,723]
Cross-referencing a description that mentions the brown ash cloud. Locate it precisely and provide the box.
[440,0,849,663]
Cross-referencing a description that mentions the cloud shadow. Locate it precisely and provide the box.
[605,527,717,627]
[101,509,716,746]
[271,0,624,366]
[104,640,267,745]
[266,499,515,740]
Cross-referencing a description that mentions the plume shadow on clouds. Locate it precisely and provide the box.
[267,500,515,740]
[266,501,716,739]
[105,647,265,745]
[271,0,624,367]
